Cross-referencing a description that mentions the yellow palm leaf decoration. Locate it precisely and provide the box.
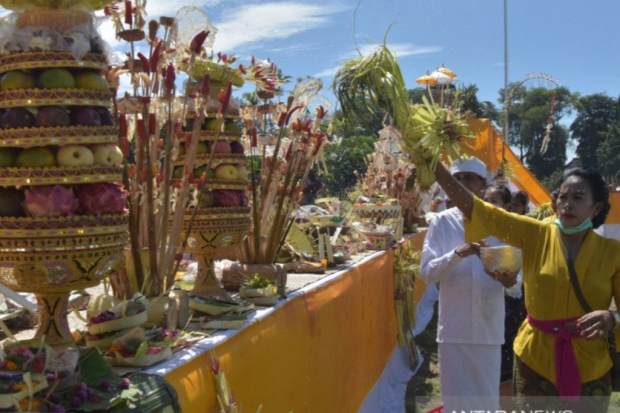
[333,41,474,189]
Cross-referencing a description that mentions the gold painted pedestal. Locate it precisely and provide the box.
[180,207,250,299]
[0,217,128,347]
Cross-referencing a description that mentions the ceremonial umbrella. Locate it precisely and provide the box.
[430,71,454,85]
[437,65,457,79]
[415,74,438,86]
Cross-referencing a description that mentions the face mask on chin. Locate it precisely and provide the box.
[554,217,593,235]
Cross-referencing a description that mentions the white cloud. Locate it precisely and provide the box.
[269,43,322,54]
[354,43,444,59]
[314,65,340,78]
[98,1,345,58]
[97,1,225,51]
[144,1,224,20]
[213,2,348,52]
[314,42,443,79]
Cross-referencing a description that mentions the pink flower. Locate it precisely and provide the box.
[146,346,163,355]
[76,183,127,215]
[23,185,78,218]
[9,346,34,358]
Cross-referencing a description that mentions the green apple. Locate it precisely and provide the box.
[224,121,241,133]
[56,145,94,167]
[236,165,248,180]
[196,141,209,154]
[203,118,221,131]
[0,147,18,167]
[173,166,184,179]
[194,165,208,178]
[91,144,123,166]
[74,71,108,91]
[0,71,35,90]
[198,189,215,208]
[15,147,57,168]
[36,68,75,89]
[214,164,239,180]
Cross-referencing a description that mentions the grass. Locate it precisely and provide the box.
[403,303,620,413]
[405,303,441,413]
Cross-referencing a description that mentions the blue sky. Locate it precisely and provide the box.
[93,0,620,107]
[3,0,619,156]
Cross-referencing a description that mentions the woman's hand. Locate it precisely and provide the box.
[484,269,518,288]
[576,310,615,340]
[430,197,444,212]
[455,240,488,258]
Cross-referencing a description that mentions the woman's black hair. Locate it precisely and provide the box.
[512,190,529,206]
[485,185,511,205]
[558,167,611,228]
[512,190,529,214]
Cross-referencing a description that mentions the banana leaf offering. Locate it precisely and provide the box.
[333,43,474,188]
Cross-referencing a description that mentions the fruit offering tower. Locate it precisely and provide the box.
[174,77,250,300]
[0,7,128,346]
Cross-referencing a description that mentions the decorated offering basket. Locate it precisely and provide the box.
[174,99,251,301]
[362,231,395,251]
[480,246,522,273]
[351,200,403,240]
[350,203,402,224]
[0,12,128,347]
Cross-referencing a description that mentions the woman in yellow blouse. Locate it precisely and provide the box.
[434,162,620,413]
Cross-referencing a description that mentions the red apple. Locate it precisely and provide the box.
[35,106,70,127]
[214,164,238,180]
[95,107,114,126]
[212,141,231,154]
[70,107,101,127]
[213,189,243,207]
[229,141,244,154]
[183,118,196,132]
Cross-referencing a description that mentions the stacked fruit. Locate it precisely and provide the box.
[0,64,125,218]
[172,93,252,299]
[0,37,128,346]
[174,115,248,209]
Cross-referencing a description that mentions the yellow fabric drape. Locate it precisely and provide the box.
[164,232,427,412]
[462,118,551,206]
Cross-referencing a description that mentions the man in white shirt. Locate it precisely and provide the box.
[420,157,508,412]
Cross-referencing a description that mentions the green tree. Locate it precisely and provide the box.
[408,87,429,104]
[569,94,619,169]
[498,86,573,181]
[459,84,499,121]
[597,120,620,178]
[319,133,375,197]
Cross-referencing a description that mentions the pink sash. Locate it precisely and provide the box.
[527,315,582,399]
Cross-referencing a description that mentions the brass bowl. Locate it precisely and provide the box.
[480,246,522,273]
